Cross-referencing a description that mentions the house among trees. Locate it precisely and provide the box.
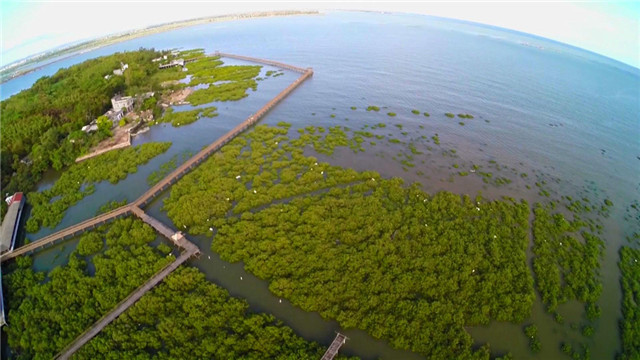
[112,62,129,76]
[104,109,124,126]
[111,95,134,112]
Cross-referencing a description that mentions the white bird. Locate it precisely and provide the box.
[226,198,230,201]
[371,178,375,181]
[279,299,282,303]
[493,235,497,239]
[240,276,243,280]
[470,169,476,173]
[476,207,480,211]
[253,189,257,194]
[208,255,211,259]
[209,227,213,231]
[472,269,475,273]
[236,175,241,179]
[314,162,318,165]
[321,171,324,175]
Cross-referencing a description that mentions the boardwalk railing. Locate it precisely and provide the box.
[213,52,311,73]
[6,52,315,359]
[321,333,348,360]
[55,248,197,359]
[0,205,132,262]
[2,53,312,263]
[134,67,312,208]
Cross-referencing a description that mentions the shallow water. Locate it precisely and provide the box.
[2,10,639,360]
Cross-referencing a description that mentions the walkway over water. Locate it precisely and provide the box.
[0,205,132,262]
[3,53,313,358]
[134,65,312,208]
[1,53,312,263]
[55,206,200,359]
[213,52,311,73]
[321,333,348,360]
[56,243,198,359]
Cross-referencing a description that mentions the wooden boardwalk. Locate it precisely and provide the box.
[1,53,312,263]
[213,52,310,73]
[133,65,312,208]
[321,333,348,360]
[0,205,132,262]
[55,247,197,359]
[1,53,313,358]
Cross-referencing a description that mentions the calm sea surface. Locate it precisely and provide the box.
[2,11,639,360]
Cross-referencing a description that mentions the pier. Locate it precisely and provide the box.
[0,205,132,262]
[2,53,315,358]
[134,65,312,208]
[1,53,312,263]
[321,333,348,360]
[55,244,198,359]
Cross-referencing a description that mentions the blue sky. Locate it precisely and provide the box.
[1,1,639,68]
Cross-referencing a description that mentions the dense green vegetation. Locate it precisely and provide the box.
[5,217,344,360]
[531,204,604,313]
[25,142,171,232]
[0,49,169,199]
[154,106,218,127]
[524,324,541,353]
[164,124,534,359]
[186,80,259,105]
[182,56,261,105]
[618,246,640,360]
[3,218,172,358]
[74,266,347,359]
[188,62,261,87]
[0,48,264,216]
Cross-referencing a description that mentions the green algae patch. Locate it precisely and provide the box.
[411,109,420,115]
[366,105,380,112]
[445,113,455,118]
[387,112,397,117]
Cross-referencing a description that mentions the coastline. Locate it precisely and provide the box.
[0,10,321,85]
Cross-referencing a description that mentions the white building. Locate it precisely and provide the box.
[111,95,134,112]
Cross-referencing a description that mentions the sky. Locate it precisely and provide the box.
[1,1,639,68]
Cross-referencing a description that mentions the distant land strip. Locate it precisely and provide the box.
[0,10,320,84]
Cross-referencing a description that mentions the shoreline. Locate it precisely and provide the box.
[0,10,320,85]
